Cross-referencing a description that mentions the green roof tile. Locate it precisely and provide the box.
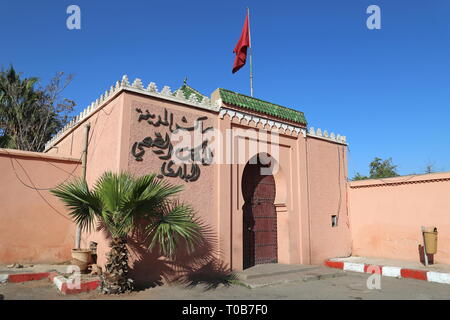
[219,88,307,125]
[173,84,206,103]
[173,81,307,125]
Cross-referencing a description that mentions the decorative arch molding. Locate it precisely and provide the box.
[219,107,307,138]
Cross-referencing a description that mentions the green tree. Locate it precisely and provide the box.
[352,172,369,181]
[352,157,399,181]
[51,172,201,294]
[369,157,399,179]
[0,66,74,151]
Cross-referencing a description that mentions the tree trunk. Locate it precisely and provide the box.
[102,237,134,294]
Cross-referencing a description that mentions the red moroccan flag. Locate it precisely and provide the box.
[232,13,250,74]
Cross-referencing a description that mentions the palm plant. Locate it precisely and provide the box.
[51,171,201,294]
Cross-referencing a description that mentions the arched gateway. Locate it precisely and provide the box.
[242,154,278,269]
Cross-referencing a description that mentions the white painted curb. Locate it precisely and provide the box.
[427,272,450,284]
[343,262,365,273]
[53,275,66,291]
[382,266,402,278]
[0,274,9,283]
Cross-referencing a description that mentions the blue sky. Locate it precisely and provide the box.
[1,0,450,177]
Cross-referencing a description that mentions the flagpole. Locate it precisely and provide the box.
[247,7,254,97]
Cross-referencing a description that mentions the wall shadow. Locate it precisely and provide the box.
[126,217,236,291]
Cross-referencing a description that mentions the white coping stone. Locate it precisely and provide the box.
[343,263,365,273]
[427,272,450,284]
[0,274,9,283]
[382,266,402,278]
[53,275,66,291]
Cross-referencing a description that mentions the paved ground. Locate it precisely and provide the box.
[2,271,450,300]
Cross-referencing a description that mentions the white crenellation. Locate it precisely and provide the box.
[44,75,222,151]
[307,126,347,144]
[147,82,157,92]
[121,75,130,87]
[316,128,322,136]
[160,86,171,96]
[175,89,185,99]
[132,78,144,90]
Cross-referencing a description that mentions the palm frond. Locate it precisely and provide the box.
[50,178,102,233]
[92,172,135,237]
[146,202,201,258]
[93,172,134,212]
[118,174,185,236]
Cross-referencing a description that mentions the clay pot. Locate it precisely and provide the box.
[71,258,89,273]
[71,249,93,263]
[71,249,93,273]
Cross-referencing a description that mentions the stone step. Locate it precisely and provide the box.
[237,265,346,289]
[237,263,320,280]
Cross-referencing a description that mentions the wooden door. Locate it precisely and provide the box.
[242,161,277,269]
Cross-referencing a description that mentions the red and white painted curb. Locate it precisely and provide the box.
[0,272,51,283]
[0,271,100,294]
[48,272,100,295]
[325,259,450,285]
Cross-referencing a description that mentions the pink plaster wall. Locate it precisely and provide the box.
[349,173,450,264]
[0,149,80,263]
[125,92,218,233]
[123,92,220,284]
[47,94,127,267]
[306,137,352,264]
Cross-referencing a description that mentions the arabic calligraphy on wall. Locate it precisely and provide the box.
[131,107,214,182]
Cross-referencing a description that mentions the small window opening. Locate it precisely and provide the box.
[331,215,338,227]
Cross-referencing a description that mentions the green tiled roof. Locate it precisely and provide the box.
[173,84,206,103]
[219,88,307,125]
